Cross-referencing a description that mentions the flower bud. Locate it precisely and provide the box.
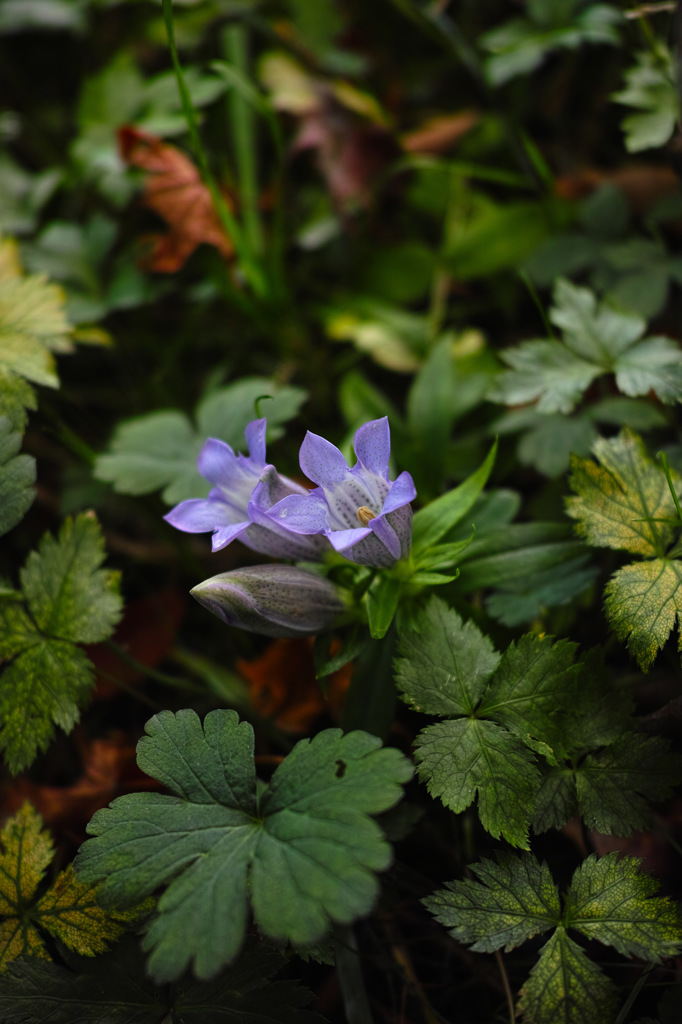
[190,564,347,638]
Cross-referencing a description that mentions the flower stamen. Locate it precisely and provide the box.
[356,505,376,526]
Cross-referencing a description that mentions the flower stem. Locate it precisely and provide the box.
[333,924,375,1024]
[340,625,397,741]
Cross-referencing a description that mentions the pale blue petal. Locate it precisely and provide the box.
[211,521,250,550]
[328,526,372,552]
[382,471,417,514]
[266,493,330,534]
[353,417,390,476]
[369,514,401,559]
[299,431,349,487]
[164,498,241,533]
[197,438,240,485]
[245,418,267,463]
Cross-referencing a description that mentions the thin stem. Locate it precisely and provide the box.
[333,924,375,1024]
[494,949,515,1024]
[613,963,654,1024]
[519,270,556,340]
[104,640,206,695]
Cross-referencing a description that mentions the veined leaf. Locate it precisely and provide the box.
[0,937,322,1024]
[74,709,413,982]
[0,514,122,770]
[0,416,35,536]
[605,558,682,670]
[517,927,618,1024]
[565,853,682,961]
[396,599,583,846]
[613,48,678,153]
[423,852,560,953]
[0,803,138,971]
[0,372,37,433]
[566,429,678,557]
[94,377,307,504]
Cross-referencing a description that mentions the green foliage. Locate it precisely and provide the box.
[567,429,682,668]
[395,597,583,847]
[490,279,682,415]
[0,514,122,771]
[481,1,621,86]
[0,803,141,971]
[426,851,682,1024]
[94,378,307,504]
[74,709,413,982]
[613,47,678,153]
[0,416,35,536]
[0,937,322,1023]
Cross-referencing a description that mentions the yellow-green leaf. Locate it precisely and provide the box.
[566,429,678,557]
[605,558,682,671]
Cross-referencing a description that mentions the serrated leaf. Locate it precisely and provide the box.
[576,733,682,835]
[532,768,579,833]
[414,718,539,847]
[20,514,122,644]
[0,416,35,536]
[395,598,500,717]
[565,853,682,960]
[0,803,132,971]
[423,852,560,953]
[94,378,307,504]
[0,371,37,433]
[566,429,677,557]
[0,937,322,1024]
[605,558,682,670]
[74,709,413,982]
[491,280,682,414]
[613,48,678,153]
[0,514,122,770]
[0,266,72,389]
[517,927,618,1024]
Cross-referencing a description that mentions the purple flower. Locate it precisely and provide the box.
[190,564,347,637]
[164,419,328,561]
[265,417,416,568]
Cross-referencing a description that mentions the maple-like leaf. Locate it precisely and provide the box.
[0,416,35,537]
[395,598,582,847]
[0,514,123,771]
[613,47,679,153]
[119,126,233,272]
[74,708,413,982]
[427,850,682,1024]
[0,803,141,971]
[490,279,682,414]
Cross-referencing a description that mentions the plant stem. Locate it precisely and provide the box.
[333,924,375,1024]
[340,626,397,741]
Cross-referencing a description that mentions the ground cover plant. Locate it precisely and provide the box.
[4,0,682,1021]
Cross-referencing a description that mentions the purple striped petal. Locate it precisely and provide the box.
[353,417,390,476]
[299,431,350,487]
[245,418,267,463]
[382,471,417,514]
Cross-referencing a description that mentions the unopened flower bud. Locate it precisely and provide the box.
[190,564,347,638]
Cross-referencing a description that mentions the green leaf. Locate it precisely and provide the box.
[0,371,37,433]
[0,416,35,536]
[605,558,682,670]
[423,852,560,953]
[0,803,136,971]
[0,515,122,770]
[576,734,682,835]
[413,717,540,847]
[411,439,497,554]
[0,937,322,1024]
[74,709,413,982]
[0,241,72,389]
[516,412,598,477]
[566,429,678,558]
[94,378,307,504]
[367,575,401,639]
[490,280,682,414]
[517,927,618,1024]
[613,48,678,153]
[395,598,500,718]
[565,853,682,961]
[20,514,122,644]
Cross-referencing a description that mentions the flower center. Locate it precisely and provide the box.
[356,505,376,526]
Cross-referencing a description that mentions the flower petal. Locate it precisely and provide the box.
[299,431,350,487]
[212,521,251,550]
[164,498,241,533]
[197,438,240,486]
[353,417,390,476]
[267,493,330,534]
[368,514,401,560]
[382,471,417,515]
[328,526,372,552]
[245,418,267,463]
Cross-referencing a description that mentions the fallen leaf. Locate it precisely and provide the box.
[555,163,680,216]
[401,111,480,154]
[118,126,233,272]
[237,637,352,732]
